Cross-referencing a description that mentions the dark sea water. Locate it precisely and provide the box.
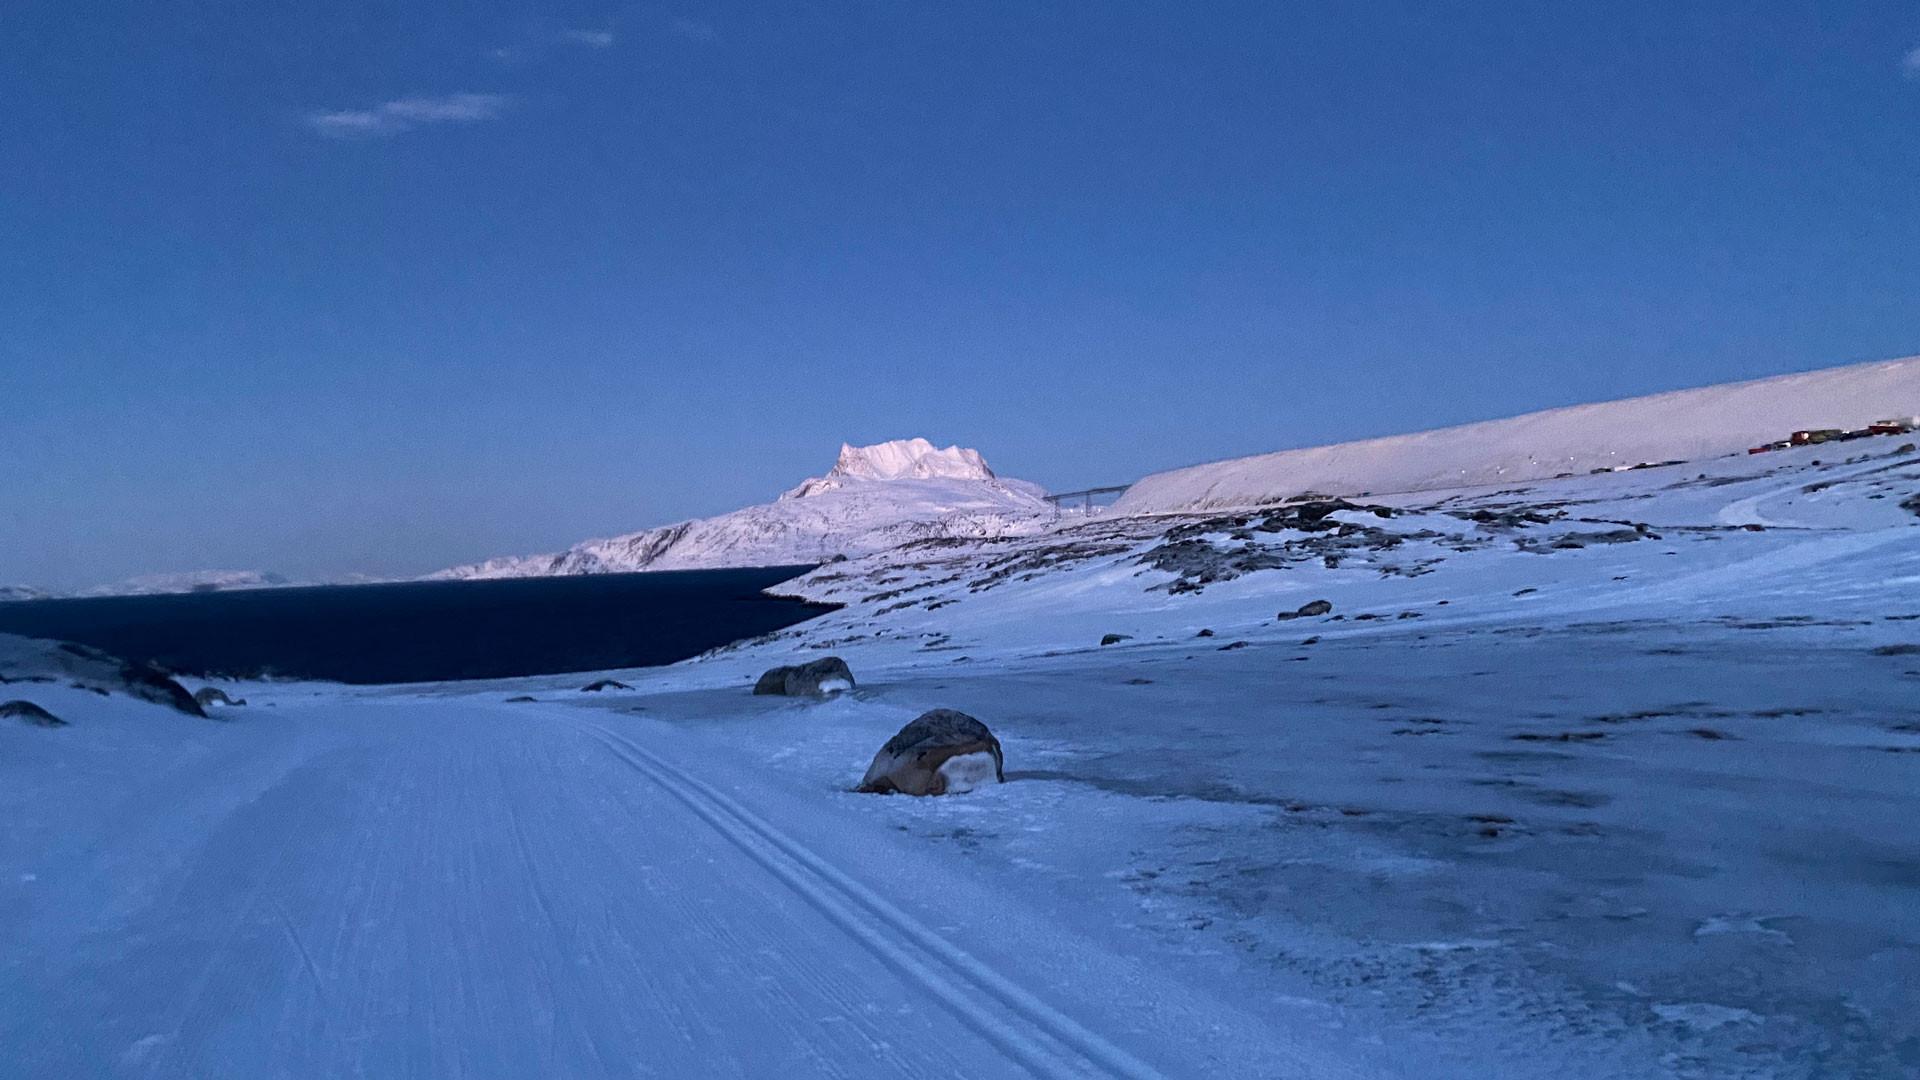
[0,568,834,684]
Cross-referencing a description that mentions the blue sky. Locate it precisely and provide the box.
[4,2,1917,588]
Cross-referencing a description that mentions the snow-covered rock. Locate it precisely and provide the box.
[1115,354,1920,515]
[434,440,1055,580]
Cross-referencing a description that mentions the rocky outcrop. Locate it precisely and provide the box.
[1,700,66,727]
[858,709,1005,796]
[753,657,855,697]
[581,679,633,692]
[0,636,205,717]
[194,687,246,708]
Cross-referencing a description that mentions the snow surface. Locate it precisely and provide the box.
[4,433,1916,1077]
[1116,354,1920,514]
[433,439,1055,580]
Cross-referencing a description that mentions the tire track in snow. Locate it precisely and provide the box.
[572,720,1170,1080]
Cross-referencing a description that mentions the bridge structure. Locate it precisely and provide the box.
[1041,485,1131,512]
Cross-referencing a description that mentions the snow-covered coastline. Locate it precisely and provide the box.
[4,364,1918,1077]
[7,424,1918,1076]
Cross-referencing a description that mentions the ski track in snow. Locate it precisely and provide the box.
[573,719,1166,1080]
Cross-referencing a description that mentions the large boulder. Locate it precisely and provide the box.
[857,709,1005,796]
[1,700,66,728]
[752,657,855,697]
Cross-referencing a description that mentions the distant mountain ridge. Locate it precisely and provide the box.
[430,439,1056,581]
[1,571,297,603]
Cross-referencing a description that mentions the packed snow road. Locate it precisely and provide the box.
[0,691,1358,1080]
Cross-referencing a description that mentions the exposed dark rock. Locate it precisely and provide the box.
[1278,599,1333,620]
[857,709,1004,796]
[1100,634,1131,646]
[1871,644,1920,657]
[1,700,65,727]
[1519,528,1648,553]
[753,657,855,696]
[1195,629,1215,638]
[194,687,245,708]
[581,679,633,692]
[1456,508,1558,528]
[504,695,538,703]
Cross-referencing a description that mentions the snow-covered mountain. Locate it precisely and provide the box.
[1116,354,1920,515]
[781,438,999,498]
[432,439,1055,580]
[0,585,52,603]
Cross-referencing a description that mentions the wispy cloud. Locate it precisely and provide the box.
[307,93,511,138]
[1903,45,1920,79]
[559,28,615,48]
[670,17,716,42]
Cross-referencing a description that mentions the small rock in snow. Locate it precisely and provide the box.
[1278,599,1333,620]
[1,700,66,727]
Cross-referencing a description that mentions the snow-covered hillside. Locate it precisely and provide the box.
[1116,354,1920,515]
[432,439,1056,580]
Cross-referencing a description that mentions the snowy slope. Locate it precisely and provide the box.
[432,439,1055,579]
[1116,354,1920,514]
